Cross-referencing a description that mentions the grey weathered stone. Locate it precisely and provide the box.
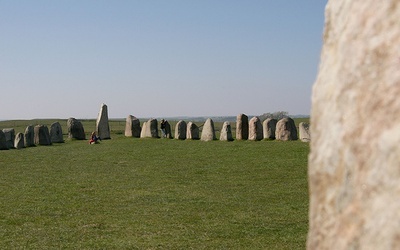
[220,121,233,141]
[67,118,86,140]
[14,133,25,149]
[50,122,64,143]
[307,1,400,249]
[200,118,216,141]
[248,116,263,141]
[96,103,111,140]
[236,113,249,140]
[2,128,15,149]
[24,125,35,147]
[174,120,187,140]
[140,119,159,138]
[163,120,173,139]
[125,115,141,138]
[299,122,310,142]
[263,118,277,140]
[0,130,8,150]
[34,125,52,145]
[186,122,200,140]
[275,117,297,141]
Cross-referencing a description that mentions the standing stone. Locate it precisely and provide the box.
[14,133,25,149]
[125,115,141,138]
[0,130,8,150]
[140,119,159,138]
[200,118,216,141]
[263,118,277,140]
[308,1,400,249]
[96,103,111,140]
[236,113,249,140]
[186,122,200,140]
[24,125,35,147]
[174,120,187,140]
[299,122,310,142]
[275,117,298,141]
[163,120,173,139]
[220,121,233,141]
[248,116,263,141]
[2,128,15,149]
[34,125,52,145]
[67,118,86,140]
[50,122,64,143]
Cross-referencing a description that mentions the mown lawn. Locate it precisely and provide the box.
[0,135,309,249]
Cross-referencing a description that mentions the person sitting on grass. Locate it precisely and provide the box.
[89,131,101,144]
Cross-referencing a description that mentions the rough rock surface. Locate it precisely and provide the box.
[308,1,400,249]
[140,119,159,138]
[200,118,216,141]
[163,120,173,139]
[236,114,248,140]
[174,120,187,140]
[67,118,86,140]
[275,117,297,141]
[140,121,147,138]
[50,122,64,143]
[299,122,310,142]
[186,122,199,140]
[248,117,263,141]
[24,125,35,147]
[125,115,141,138]
[14,132,25,149]
[0,130,8,150]
[263,118,277,140]
[34,125,52,145]
[2,128,15,149]
[220,121,233,141]
[96,103,111,139]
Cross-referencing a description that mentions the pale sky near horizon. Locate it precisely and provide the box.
[1,1,327,120]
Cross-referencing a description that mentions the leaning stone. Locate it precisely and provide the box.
[236,113,249,140]
[2,128,15,149]
[200,118,216,141]
[67,118,86,140]
[275,117,298,141]
[174,120,187,140]
[299,122,310,142]
[0,131,8,150]
[263,118,277,140]
[24,125,35,147]
[14,133,25,149]
[308,1,400,248]
[125,115,141,138]
[186,122,200,140]
[34,125,52,145]
[220,121,233,141]
[96,103,111,140]
[248,117,263,141]
[50,122,64,143]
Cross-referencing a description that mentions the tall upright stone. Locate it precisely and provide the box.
[299,122,310,142]
[0,130,8,150]
[308,1,400,249]
[50,122,64,143]
[236,114,249,140]
[248,116,263,141]
[14,133,25,149]
[275,117,298,141]
[186,122,200,140]
[24,125,35,147]
[96,103,111,140]
[140,121,148,138]
[220,121,233,141]
[67,118,86,140]
[34,125,52,145]
[263,118,277,140]
[200,118,216,141]
[140,119,159,138]
[174,120,187,140]
[163,120,173,139]
[125,115,141,138]
[2,128,15,149]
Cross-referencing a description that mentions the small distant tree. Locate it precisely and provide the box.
[259,111,288,120]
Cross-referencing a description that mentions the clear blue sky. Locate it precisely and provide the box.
[0,1,327,120]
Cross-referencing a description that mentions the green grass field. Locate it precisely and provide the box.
[0,119,309,249]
